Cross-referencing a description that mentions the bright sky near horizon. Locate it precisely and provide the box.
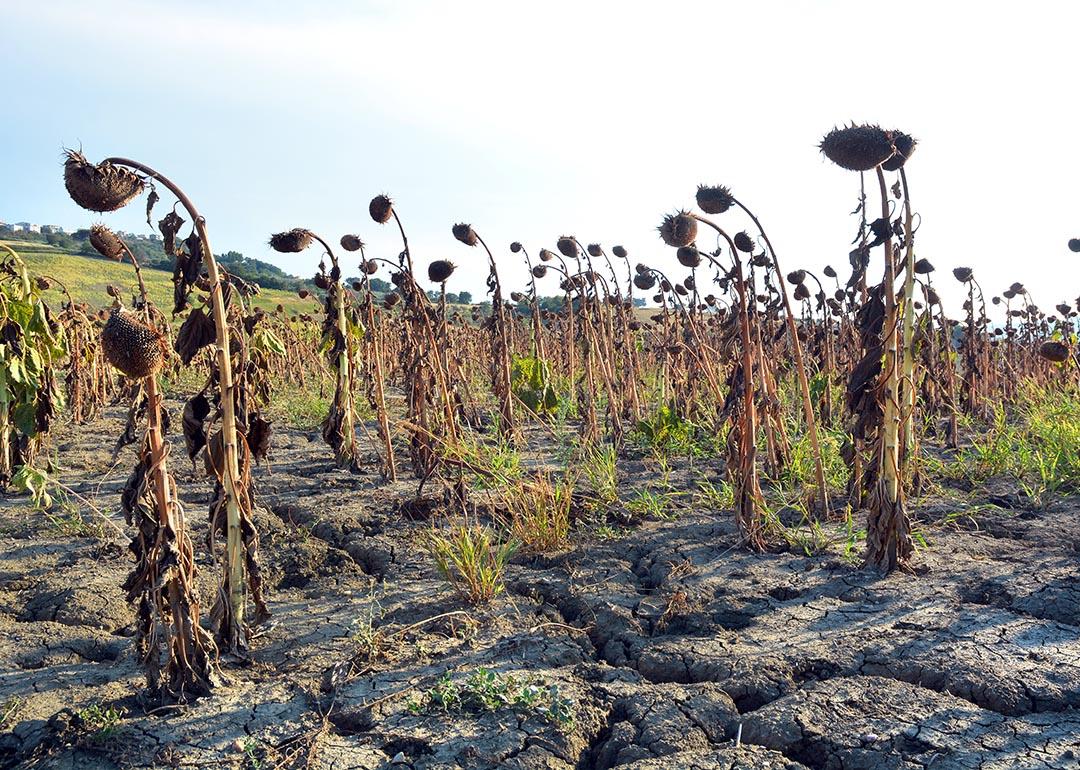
[2,0,1078,316]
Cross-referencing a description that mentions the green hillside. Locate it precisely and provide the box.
[1,239,314,316]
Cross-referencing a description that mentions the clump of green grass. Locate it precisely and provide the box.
[592,524,634,540]
[446,432,522,491]
[577,444,618,504]
[775,426,850,498]
[501,472,573,552]
[11,475,108,539]
[626,485,684,521]
[45,506,106,540]
[693,474,734,511]
[427,524,519,604]
[408,668,574,727]
[270,385,331,429]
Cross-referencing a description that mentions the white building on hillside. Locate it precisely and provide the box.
[41,225,65,235]
[15,222,40,233]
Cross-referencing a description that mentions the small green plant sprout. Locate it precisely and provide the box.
[414,668,574,727]
[76,702,125,744]
[240,736,262,769]
[11,464,52,509]
[350,593,386,662]
[841,505,865,566]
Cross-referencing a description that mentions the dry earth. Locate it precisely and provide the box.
[1,405,1079,769]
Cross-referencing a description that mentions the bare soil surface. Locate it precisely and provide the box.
[1,407,1079,769]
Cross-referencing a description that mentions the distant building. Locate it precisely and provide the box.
[15,222,40,233]
[7,223,24,232]
[148,233,161,242]
[41,225,65,235]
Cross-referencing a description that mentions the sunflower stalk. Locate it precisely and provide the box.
[864,167,913,571]
[99,157,253,650]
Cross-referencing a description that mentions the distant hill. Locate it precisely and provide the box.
[0,238,315,316]
[2,229,310,293]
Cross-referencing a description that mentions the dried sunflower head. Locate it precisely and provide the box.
[819,124,895,171]
[452,224,478,247]
[340,234,363,252]
[101,309,166,379]
[89,224,125,260]
[696,184,736,215]
[881,131,917,171]
[428,260,456,283]
[556,237,578,258]
[658,211,698,248]
[63,150,144,212]
[369,194,394,224]
[269,229,313,253]
[1039,340,1071,363]
[676,246,701,268]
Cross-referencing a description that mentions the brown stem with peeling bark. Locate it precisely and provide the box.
[106,157,249,649]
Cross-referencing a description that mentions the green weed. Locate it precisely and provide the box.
[410,668,574,727]
[427,524,519,604]
[501,471,573,552]
[577,444,618,504]
[76,702,124,743]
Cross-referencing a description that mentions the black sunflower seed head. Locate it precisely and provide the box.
[452,223,478,246]
[819,124,895,171]
[696,185,736,215]
[658,211,698,248]
[269,229,313,253]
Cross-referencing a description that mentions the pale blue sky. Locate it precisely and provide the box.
[3,0,1078,313]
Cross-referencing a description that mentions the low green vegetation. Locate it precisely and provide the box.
[501,471,574,551]
[426,524,519,604]
[76,702,125,743]
[510,355,563,418]
[408,668,574,727]
[630,404,720,456]
[925,388,1080,508]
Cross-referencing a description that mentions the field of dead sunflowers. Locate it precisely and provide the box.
[0,125,1078,769]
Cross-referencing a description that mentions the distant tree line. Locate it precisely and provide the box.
[424,289,474,305]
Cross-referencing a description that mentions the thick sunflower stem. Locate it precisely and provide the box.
[865,167,913,572]
[898,168,918,482]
